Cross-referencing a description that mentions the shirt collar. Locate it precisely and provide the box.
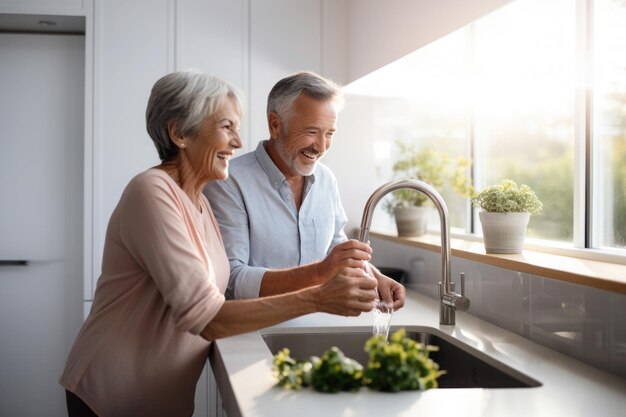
[254,140,316,190]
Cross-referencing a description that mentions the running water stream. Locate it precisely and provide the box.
[363,261,394,341]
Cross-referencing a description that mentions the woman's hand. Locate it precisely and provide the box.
[314,266,378,316]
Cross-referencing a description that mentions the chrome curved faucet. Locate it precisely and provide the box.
[358,179,469,325]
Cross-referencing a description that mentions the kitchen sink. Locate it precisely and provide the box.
[263,326,541,388]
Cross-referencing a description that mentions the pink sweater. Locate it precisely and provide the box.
[60,169,229,417]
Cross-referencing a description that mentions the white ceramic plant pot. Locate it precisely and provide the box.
[478,211,531,254]
[394,206,431,237]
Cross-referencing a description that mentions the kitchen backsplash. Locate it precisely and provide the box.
[370,236,626,380]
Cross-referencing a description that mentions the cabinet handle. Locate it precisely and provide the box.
[0,260,29,266]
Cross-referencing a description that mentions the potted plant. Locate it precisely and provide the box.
[471,179,543,254]
[383,142,473,237]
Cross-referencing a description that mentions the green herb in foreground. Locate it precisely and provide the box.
[271,347,362,393]
[310,347,363,393]
[271,328,445,393]
[363,328,446,392]
[272,348,313,390]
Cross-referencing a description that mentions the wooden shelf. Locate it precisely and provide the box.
[370,231,626,294]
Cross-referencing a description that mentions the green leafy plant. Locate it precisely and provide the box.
[272,346,362,393]
[471,179,543,214]
[383,141,473,213]
[310,347,363,393]
[363,328,445,392]
[272,348,313,390]
[271,328,445,393]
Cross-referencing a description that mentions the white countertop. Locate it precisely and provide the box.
[210,291,626,417]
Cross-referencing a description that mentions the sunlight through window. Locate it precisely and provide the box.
[343,0,626,251]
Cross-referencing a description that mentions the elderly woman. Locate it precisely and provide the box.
[59,70,378,417]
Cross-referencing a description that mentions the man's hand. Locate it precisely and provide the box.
[370,265,405,311]
[316,239,372,282]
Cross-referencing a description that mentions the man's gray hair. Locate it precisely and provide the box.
[266,71,343,128]
[146,70,245,162]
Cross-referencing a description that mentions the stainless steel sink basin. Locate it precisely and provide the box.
[263,326,541,389]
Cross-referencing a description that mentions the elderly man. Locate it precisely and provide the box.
[204,71,404,308]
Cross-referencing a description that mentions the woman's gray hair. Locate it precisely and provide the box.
[146,70,245,162]
[266,71,343,128]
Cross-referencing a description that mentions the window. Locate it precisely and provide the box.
[593,0,626,249]
[343,0,626,253]
[473,0,576,242]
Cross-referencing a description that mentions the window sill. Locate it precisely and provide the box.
[370,231,626,294]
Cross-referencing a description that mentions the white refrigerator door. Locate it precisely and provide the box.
[0,32,84,417]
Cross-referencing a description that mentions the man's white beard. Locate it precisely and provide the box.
[276,136,318,176]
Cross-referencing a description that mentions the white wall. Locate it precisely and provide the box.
[321,0,349,88]
[323,95,397,236]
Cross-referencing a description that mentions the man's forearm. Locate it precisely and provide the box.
[257,240,373,297]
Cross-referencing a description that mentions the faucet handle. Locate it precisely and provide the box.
[460,272,465,296]
[441,272,470,312]
[456,272,470,311]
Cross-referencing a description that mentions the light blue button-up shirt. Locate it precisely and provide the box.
[203,141,348,299]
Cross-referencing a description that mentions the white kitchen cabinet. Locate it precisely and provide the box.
[88,0,172,297]
[173,0,328,152]
[0,30,85,417]
[0,0,85,14]
[174,0,249,149]
[175,0,248,90]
